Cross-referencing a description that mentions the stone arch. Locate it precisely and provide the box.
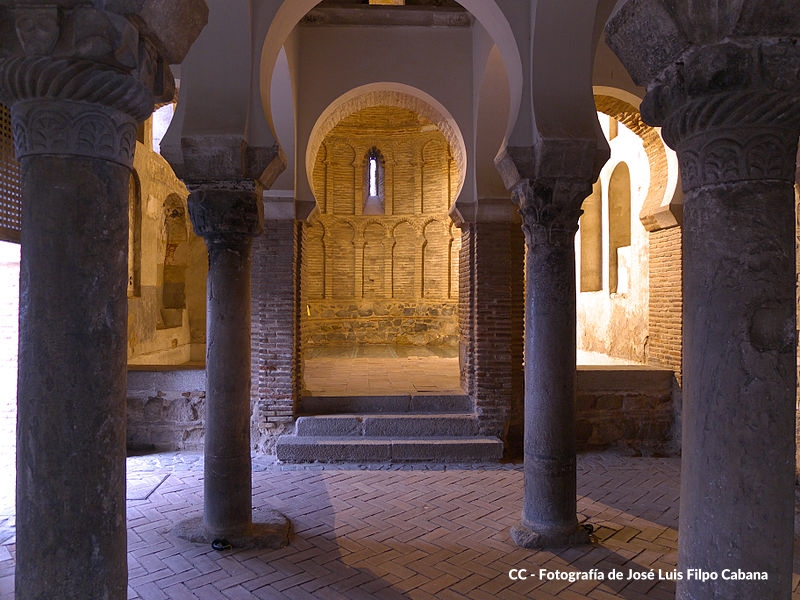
[422,219,449,299]
[363,146,386,216]
[362,221,387,298]
[260,0,522,160]
[421,139,447,214]
[329,220,355,298]
[328,141,356,215]
[303,220,326,300]
[391,220,419,299]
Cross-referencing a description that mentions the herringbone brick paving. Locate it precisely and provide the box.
[2,451,800,599]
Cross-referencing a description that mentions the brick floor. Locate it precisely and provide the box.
[1,451,799,599]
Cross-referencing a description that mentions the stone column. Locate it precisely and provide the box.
[0,3,205,598]
[509,178,592,548]
[174,186,290,548]
[607,6,800,598]
[667,83,798,600]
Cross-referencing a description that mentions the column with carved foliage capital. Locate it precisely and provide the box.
[512,177,590,249]
[177,183,291,549]
[641,37,800,192]
[0,3,208,600]
[0,1,205,165]
[508,170,595,549]
[606,5,800,598]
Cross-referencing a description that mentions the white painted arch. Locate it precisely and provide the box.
[258,0,522,150]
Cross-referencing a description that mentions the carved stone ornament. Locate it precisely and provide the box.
[12,99,137,166]
[0,3,204,165]
[512,178,590,249]
[654,89,800,192]
[188,187,265,245]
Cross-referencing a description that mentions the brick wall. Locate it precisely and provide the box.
[251,219,298,452]
[458,224,474,395]
[469,221,525,458]
[302,105,459,347]
[648,226,682,382]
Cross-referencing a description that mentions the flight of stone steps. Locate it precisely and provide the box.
[276,393,503,463]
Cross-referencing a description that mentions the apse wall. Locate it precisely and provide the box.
[302,105,460,347]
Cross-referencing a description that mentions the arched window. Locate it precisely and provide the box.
[608,162,631,294]
[363,147,385,215]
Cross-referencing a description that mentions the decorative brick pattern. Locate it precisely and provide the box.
[251,219,298,452]
[302,106,459,347]
[458,224,474,395]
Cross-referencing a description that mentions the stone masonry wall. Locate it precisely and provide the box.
[126,369,206,451]
[576,366,676,455]
[251,218,298,453]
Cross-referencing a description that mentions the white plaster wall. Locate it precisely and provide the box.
[576,116,650,363]
[128,140,207,366]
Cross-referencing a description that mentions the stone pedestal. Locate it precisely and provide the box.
[0,3,207,596]
[509,179,591,548]
[175,187,291,548]
[606,6,800,597]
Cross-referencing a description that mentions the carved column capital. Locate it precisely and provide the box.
[512,178,590,249]
[188,185,264,248]
[636,38,800,191]
[0,2,207,166]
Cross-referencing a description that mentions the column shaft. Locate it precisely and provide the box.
[176,186,290,549]
[521,236,579,534]
[509,179,591,549]
[16,154,129,598]
[204,238,254,536]
[678,179,795,599]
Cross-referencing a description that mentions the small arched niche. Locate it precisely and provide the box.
[608,162,631,295]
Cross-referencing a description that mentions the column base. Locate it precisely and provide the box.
[173,508,292,549]
[510,521,592,549]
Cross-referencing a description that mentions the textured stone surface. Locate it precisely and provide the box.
[512,176,589,549]
[607,4,800,597]
[0,3,198,594]
[126,368,206,451]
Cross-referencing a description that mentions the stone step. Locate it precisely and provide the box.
[294,413,479,438]
[275,436,503,463]
[299,393,472,415]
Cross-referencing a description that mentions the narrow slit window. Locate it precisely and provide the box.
[363,147,385,215]
[369,155,378,197]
